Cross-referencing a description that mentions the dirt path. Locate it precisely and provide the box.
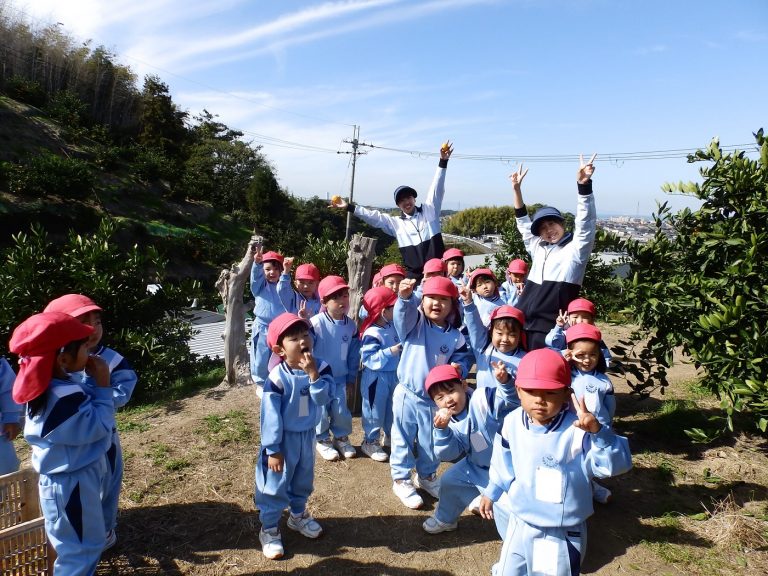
[17,326,766,575]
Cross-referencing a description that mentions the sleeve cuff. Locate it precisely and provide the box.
[515,207,528,218]
[577,181,593,196]
[484,483,504,502]
[439,158,448,168]
[346,203,356,213]
[591,425,614,448]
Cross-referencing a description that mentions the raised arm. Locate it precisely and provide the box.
[332,198,398,236]
[572,154,598,268]
[424,141,452,215]
[393,279,420,340]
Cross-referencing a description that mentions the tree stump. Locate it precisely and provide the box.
[216,235,262,386]
[345,233,377,413]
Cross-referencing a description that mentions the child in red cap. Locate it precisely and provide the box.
[44,293,138,550]
[379,263,406,293]
[359,286,402,462]
[250,246,287,397]
[422,363,516,538]
[277,257,322,318]
[546,297,613,366]
[468,267,503,327]
[310,275,360,461]
[566,323,616,504]
[389,276,470,510]
[0,357,22,474]
[412,258,446,302]
[10,311,115,575]
[442,248,468,288]
[479,348,631,576]
[501,258,528,307]
[508,155,598,350]
[255,312,333,560]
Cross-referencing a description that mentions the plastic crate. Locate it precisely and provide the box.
[0,469,54,576]
[0,468,41,530]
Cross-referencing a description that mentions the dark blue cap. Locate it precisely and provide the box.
[394,185,417,204]
[530,206,564,236]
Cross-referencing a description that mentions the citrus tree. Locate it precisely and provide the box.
[619,131,768,434]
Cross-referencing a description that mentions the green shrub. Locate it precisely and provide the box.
[4,76,46,108]
[0,219,204,403]
[7,152,94,198]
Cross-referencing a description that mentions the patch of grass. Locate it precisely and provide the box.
[117,419,150,433]
[202,410,252,445]
[163,364,225,402]
[641,540,699,565]
[147,441,191,472]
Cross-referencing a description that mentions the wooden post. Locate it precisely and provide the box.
[345,234,377,413]
[216,235,262,386]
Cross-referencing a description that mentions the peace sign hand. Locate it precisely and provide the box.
[556,309,568,328]
[252,245,264,263]
[509,164,529,190]
[571,393,601,433]
[577,153,597,184]
[457,281,473,305]
[491,360,510,384]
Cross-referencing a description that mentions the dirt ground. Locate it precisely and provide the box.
[16,325,768,575]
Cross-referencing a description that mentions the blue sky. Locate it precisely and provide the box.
[11,0,767,216]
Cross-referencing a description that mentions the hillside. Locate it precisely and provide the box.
[0,95,252,281]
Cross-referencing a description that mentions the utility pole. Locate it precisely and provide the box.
[339,125,368,241]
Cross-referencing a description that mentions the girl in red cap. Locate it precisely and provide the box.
[0,357,22,474]
[442,248,469,289]
[546,297,613,366]
[359,286,402,462]
[467,268,503,327]
[277,257,322,318]
[501,259,529,308]
[250,246,288,398]
[9,311,115,575]
[566,323,616,504]
[389,276,470,510]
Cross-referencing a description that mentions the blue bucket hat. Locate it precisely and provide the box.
[394,185,417,204]
[530,206,564,236]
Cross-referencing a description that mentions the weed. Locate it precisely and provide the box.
[202,410,252,445]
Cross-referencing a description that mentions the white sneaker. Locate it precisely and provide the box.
[104,529,117,551]
[361,441,388,462]
[414,473,440,499]
[467,494,482,516]
[287,510,323,538]
[316,439,340,461]
[255,383,264,399]
[592,479,612,504]
[333,436,357,459]
[423,515,458,534]
[259,527,284,559]
[392,479,423,509]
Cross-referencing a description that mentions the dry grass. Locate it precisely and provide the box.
[692,494,768,552]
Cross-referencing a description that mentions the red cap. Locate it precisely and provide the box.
[371,271,383,287]
[423,258,445,275]
[422,276,458,299]
[469,268,496,289]
[262,251,284,265]
[295,263,320,281]
[507,259,528,275]
[318,275,349,300]
[424,364,462,395]
[566,323,602,344]
[516,348,571,390]
[567,298,596,316]
[442,248,465,261]
[267,312,310,349]
[360,286,398,336]
[489,305,525,327]
[44,294,102,318]
[9,312,94,403]
[379,263,406,279]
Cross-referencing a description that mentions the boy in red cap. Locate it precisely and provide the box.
[250,247,288,397]
[255,312,333,559]
[44,293,138,550]
[379,263,406,293]
[310,275,360,461]
[422,363,516,538]
[413,258,446,301]
[332,142,453,280]
[508,155,598,350]
[390,275,470,509]
[501,258,528,307]
[0,357,22,474]
[479,348,631,576]
[566,323,616,504]
[546,297,612,366]
[468,268,503,327]
[359,286,402,462]
[10,311,115,575]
